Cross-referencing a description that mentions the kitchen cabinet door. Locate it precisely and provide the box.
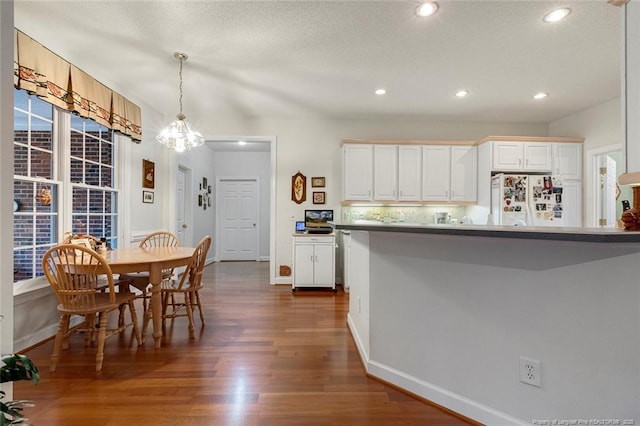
[312,243,335,286]
[422,145,451,201]
[293,243,315,286]
[562,180,582,227]
[553,143,582,179]
[343,144,373,201]
[492,141,552,172]
[450,146,477,202]
[373,145,398,200]
[492,142,524,171]
[398,145,422,201]
[524,142,552,171]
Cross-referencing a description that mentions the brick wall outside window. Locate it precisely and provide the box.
[13,88,119,283]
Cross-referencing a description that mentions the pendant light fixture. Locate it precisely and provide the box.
[156,52,205,153]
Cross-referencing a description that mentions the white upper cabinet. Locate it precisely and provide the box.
[524,142,553,171]
[343,144,373,201]
[422,145,477,202]
[373,145,398,201]
[450,146,477,202]
[492,141,552,172]
[492,142,523,171]
[553,143,582,180]
[343,143,422,202]
[421,146,451,201]
[397,145,422,201]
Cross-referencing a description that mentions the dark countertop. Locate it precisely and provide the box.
[332,221,640,243]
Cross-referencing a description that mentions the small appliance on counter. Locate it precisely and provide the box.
[434,212,449,224]
[304,209,334,234]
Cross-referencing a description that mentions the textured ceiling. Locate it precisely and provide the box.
[14,0,621,140]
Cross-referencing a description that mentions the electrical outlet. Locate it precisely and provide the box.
[519,357,542,388]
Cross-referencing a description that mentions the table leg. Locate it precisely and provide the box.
[148,265,163,348]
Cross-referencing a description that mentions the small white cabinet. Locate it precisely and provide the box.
[492,141,552,172]
[292,234,336,290]
[343,144,373,201]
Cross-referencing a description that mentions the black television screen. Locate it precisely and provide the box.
[304,210,334,228]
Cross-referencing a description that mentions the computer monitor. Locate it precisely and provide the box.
[295,221,306,233]
[304,210,334,229]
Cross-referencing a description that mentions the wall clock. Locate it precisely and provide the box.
[291,171,306,204]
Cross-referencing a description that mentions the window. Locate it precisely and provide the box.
[13,90,58,282]
[69,115,118,250]
[13,88,120,283]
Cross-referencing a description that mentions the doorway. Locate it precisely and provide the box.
[176,166,193,246]
[217,178,259,261]
[587,145,624,227]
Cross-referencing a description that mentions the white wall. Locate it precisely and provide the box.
[170,146,217,248]
[548,97,622,227]
[548,97,622,153]
[213,149,271,260]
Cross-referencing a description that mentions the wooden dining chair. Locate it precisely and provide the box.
[42,244,142,372]
[143,236,211,338]
[118,231,180,314]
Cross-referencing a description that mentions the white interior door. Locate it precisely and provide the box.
[176,167,189,244]
[596,155,617,227]
[220,179,258,261]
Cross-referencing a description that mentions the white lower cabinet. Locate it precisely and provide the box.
[292,234,336,290]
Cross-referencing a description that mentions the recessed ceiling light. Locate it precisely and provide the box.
[543,8,571,23]
[416,2,439,17]
[533,92,548,100]
[238,140,247,145]
[375,89,386,95]
[455,90,469,98]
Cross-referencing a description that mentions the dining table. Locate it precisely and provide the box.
[101,245,196,348]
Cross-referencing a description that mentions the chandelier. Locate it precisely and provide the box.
[156,52,205,153]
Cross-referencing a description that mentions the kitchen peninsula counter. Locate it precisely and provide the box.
[338,222,640,425]
[333,221,640,243]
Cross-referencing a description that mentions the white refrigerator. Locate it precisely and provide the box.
[491,174,579,226]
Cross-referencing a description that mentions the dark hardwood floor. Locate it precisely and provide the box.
[15,261,475,425]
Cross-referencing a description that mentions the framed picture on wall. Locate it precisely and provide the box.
[142,191,154,204]
[291,171,306,204]
[312,191,325,204]
[142,159,155,189]
[311,177,325,187]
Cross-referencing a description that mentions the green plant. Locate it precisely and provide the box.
[0,354,39,425]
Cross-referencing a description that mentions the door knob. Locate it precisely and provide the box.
[182,224,188,229]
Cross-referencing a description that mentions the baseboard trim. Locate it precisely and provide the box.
[346,314,369,367]
[366,360,528,426]
[272,276,292,285]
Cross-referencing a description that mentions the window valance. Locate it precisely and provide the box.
[13,29,142,141]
